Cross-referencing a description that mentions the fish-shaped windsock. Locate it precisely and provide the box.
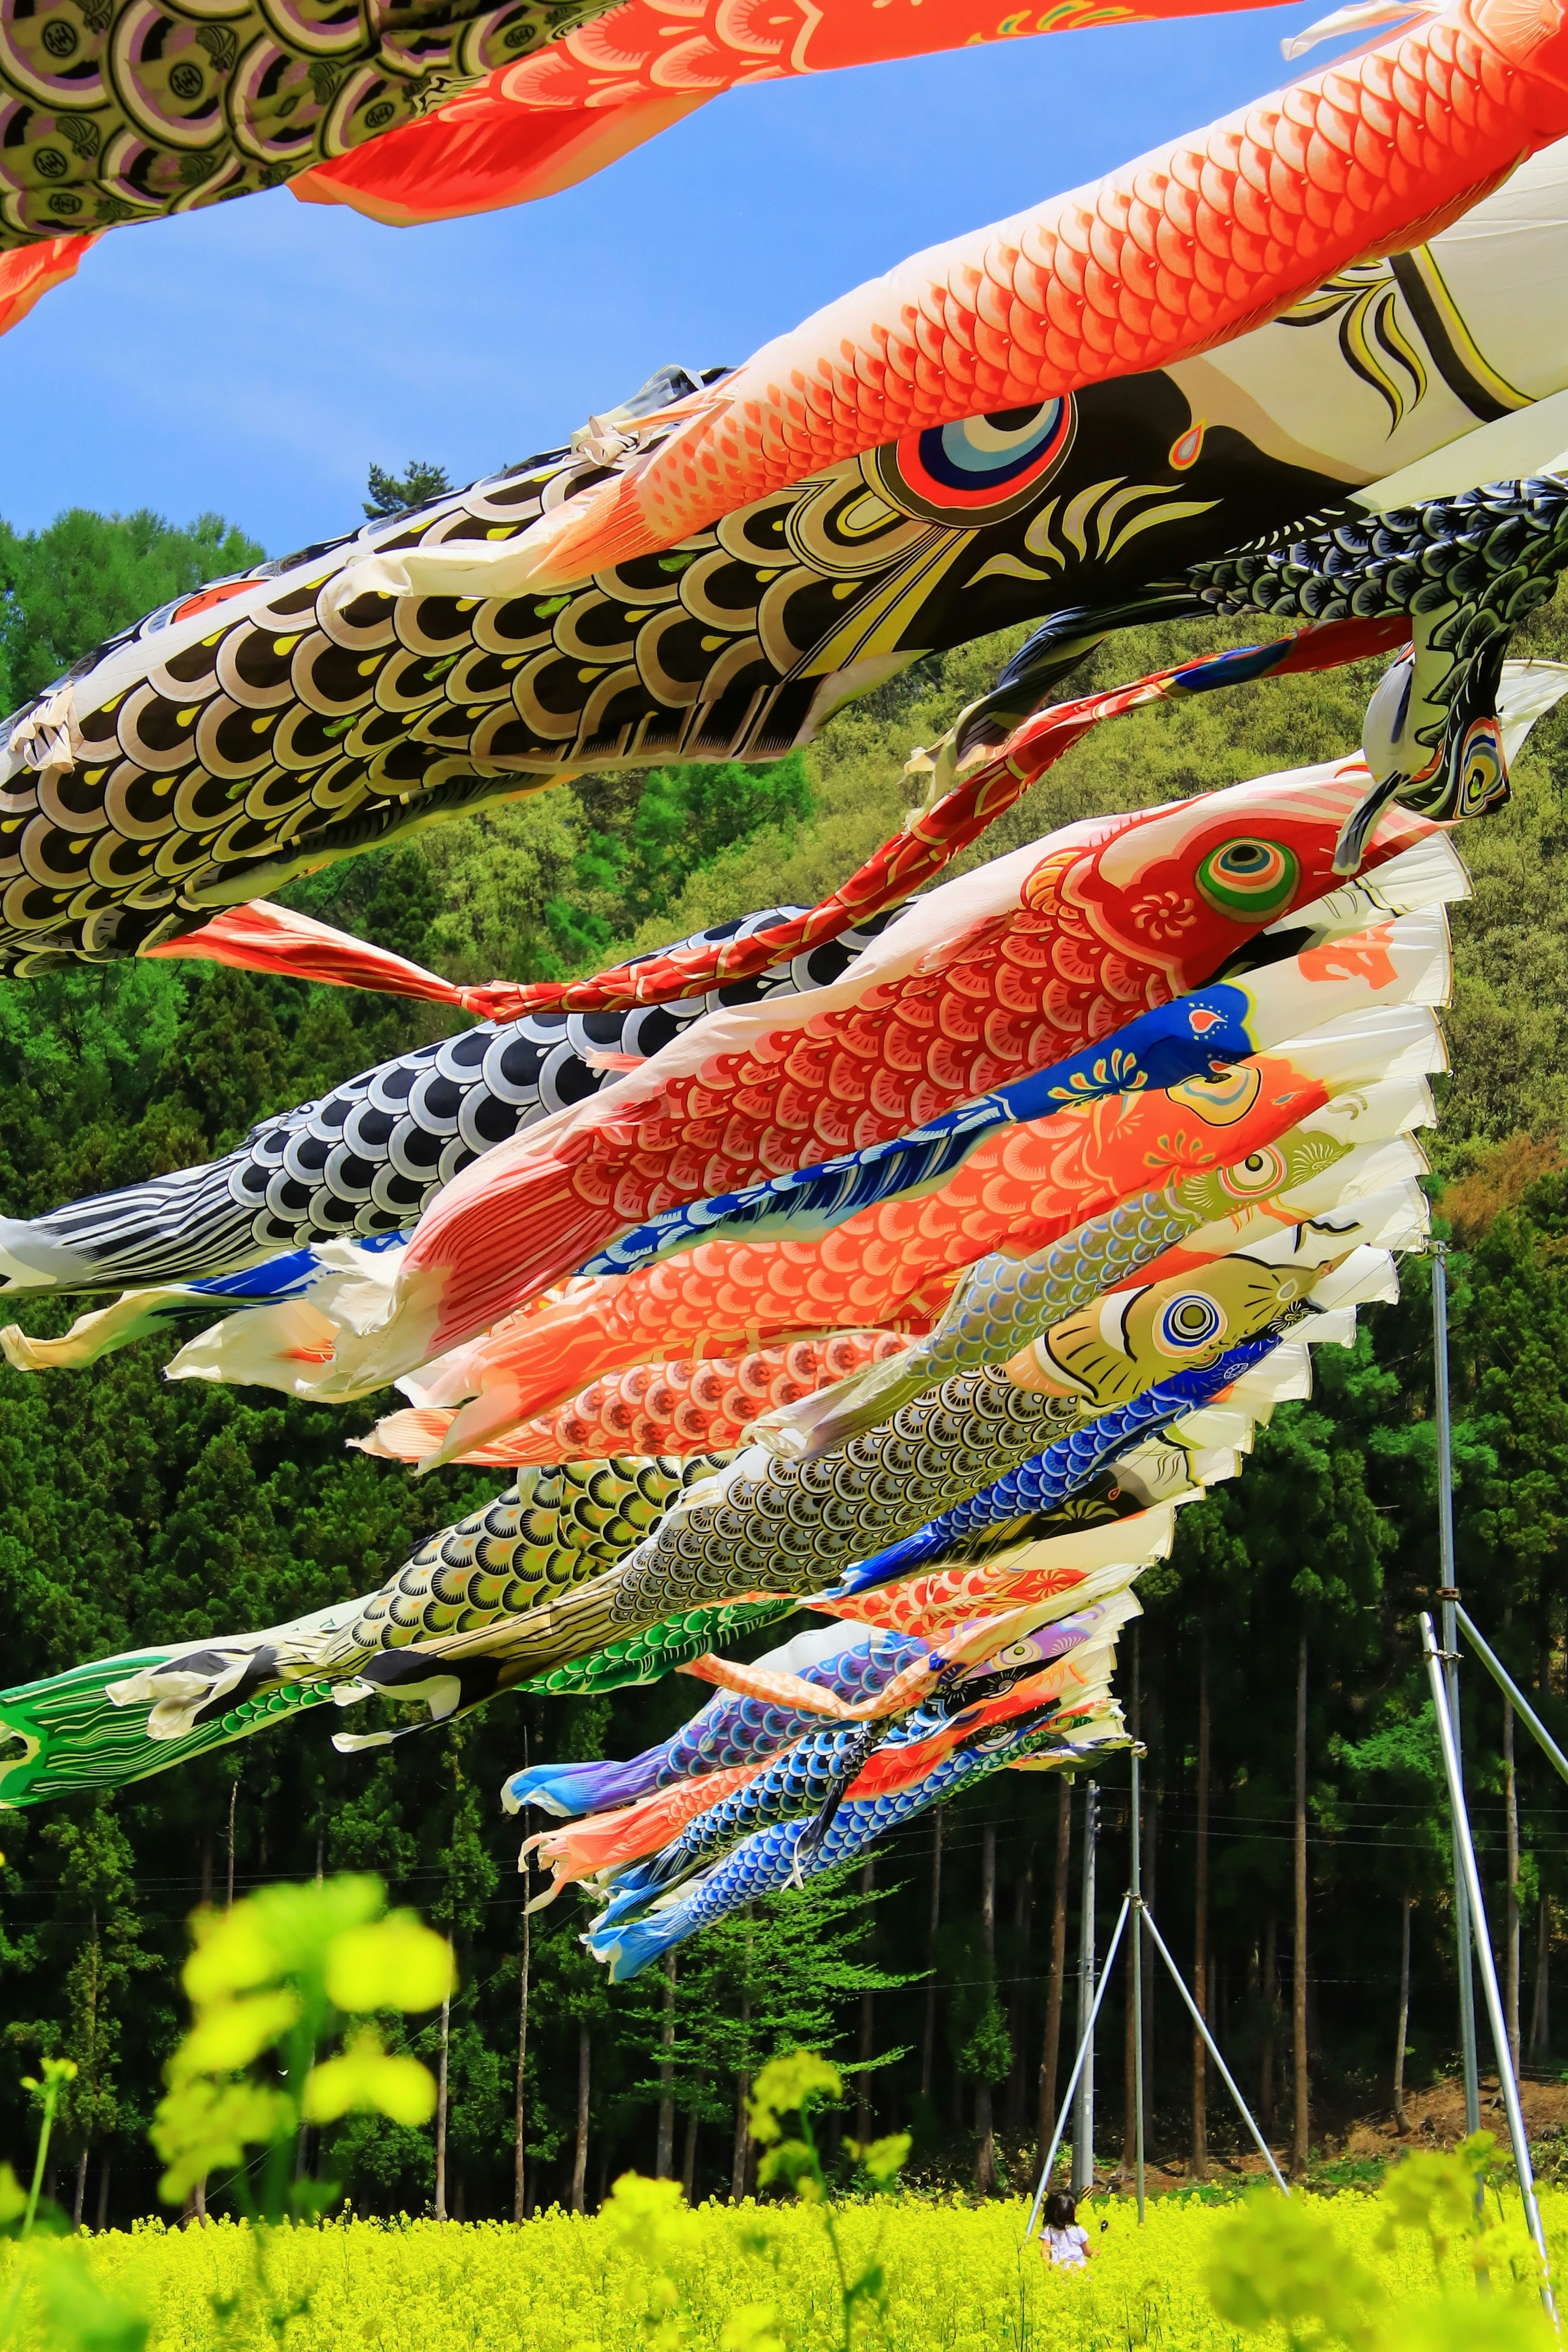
[0,904,894,1308]
[587,1706,1100,1981]
[177,840,1452,1406]
[595,1584,1142,1923]
[1190,481,1568,870]
[501,1620,927,1818]
[749,1080,1435,1463]
[11,131,1568,985]
[461,0,1568,592]
[339,1201,1409,1720]
[811,1508,1179,1637]
[597,1721,886,1920]
[0,1451,729,1809]
[293,0,1348,236]
[571,908,1452,1283]
[363,952,1448,1472]
[357,1333,910,1468]
[834,1243,1400,1597]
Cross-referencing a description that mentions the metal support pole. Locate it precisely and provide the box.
[1131,1749,1146,2226]
[1140,1908,1291,2197]
[1432,1242,1482,2139]
[1024,1895,1129,2241]
[1457,1606,1568,1791]
[1072,1780,1098,2194]
[1421,1614,1557,2323]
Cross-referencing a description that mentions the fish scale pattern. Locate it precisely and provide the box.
[781,1118,1352,1455]
[472,1372,1082,1692]
[391,771,1427,1358]
[507,1627,930,1815]
[390,1042,1341,1468]
[532,0,1568,579]
[844,1333,1281,1592]
[590,1710,1069,1976]
[606,1722,880,1903]
[0,905,894,1292]
[385,1332,910,1465]
[335,1451,731,1662]
[1190,477,1568,631]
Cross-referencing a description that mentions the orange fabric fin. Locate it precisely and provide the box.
[521,1755,772,1894]
[0,234,95,341]
[143,898,533,1016]
[292,93,708,227]
[677,1655,853,1717]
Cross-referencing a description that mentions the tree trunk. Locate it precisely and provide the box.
[682,2109,698,2203]
[572,2023,590,2214]
[94,2156,109,2234]
[1393,1893,1412,2132]
[435,1988,451,2220]
[856,1859,875,2145]
[657,1954,677,2180]
[1292,1632,1310,2178]
[1505,1693,1521,2071]
[1037,1776,1072,2178]
[731,2072,749,2202]
[976,1822,997,2195]
[1260,1913,1277,2139]
[1007,1845,1033,2138]
[72,2148,87,2231]
[730,1962,752,2203]
[920,1813,942,2100]
[512,1891,531,2223]
[1192,1623,1210,2183]
[1532,1891,1552,2064]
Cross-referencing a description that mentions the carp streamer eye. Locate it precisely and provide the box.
[1155,1292,1227,1357]
[1456,714,1506,820]
[871,399,1076,522]
[1220,1145,1287,1197]
[1195,837,1301,919]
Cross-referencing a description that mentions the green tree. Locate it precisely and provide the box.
[364,462,452,519]
[0,508,262,713]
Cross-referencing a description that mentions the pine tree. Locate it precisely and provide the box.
[364,462,453,519]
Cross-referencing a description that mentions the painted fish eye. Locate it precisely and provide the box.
[1457,715,1506,818]
[1195,837,1301,920]
[871,399,1076,522]
[1154,1293,1227,1356]
[1221,1145,1287,1197]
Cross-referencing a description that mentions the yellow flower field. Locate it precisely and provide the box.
[0,2183,1560,2352]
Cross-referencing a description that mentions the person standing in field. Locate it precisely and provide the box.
[1041,2190,1094,2270]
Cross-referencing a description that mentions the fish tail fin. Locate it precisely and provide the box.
[588,1903,684,1983]
[3,1286,213,1373]
[0,1650,334,1806]
[1333,771,1408,875]
[521,470,665,592]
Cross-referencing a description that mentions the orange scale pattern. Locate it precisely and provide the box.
[386,1034,1334,1465]
[530,0,1568,581]
[403,773,1432,1359]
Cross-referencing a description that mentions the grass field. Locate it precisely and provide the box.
[0,2183,1557,2352]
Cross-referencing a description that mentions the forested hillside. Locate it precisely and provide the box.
[2,500,1568,2225]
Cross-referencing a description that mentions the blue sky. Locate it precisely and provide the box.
[0,0,1329,558]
